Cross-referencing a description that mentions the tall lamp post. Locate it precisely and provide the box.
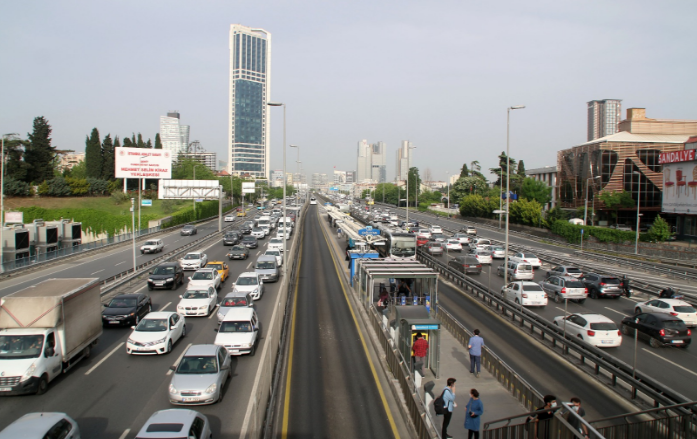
[290,145,300,206]
[1,133,19,271]
[504,105,525,288]
[405,145,416,227]
[267,102,287,279]
[498,167,503,229]
[583,176,601,226]
[446,171,451,215]
[634,171,642,254]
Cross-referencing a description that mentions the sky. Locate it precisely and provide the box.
[2,1,696,183]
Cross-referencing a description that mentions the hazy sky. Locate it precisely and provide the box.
[2,1,696,183]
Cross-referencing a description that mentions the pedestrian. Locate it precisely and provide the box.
[411,332,429,377]
[337,227,342,238]
[378,286,389,308]
[464,388,484,439]
[526,394,557,439]
[441,378,457,438]
[468,329,484,378]
[398,279,412,297]
[567,397,588,438]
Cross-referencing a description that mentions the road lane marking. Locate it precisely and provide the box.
[642,348,697,377]
[160,302,171,311]
[85,342,125,375]
[91,269,104,275]
[118,429,130,439]
[604,307,629,317]
[115,261,126,266]
[246,261,253,269]
[167,343,193,375]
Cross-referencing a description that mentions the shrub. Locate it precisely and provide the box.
[87,178,110,195]
[111,191,129,204]
[3,177,33,196]
[66,177,89,196]
[648,215,672,242]
[550,220,636,244]
[46,178,72,197]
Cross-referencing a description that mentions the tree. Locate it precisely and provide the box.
[648,215,672,242]
[450,175,488,203]
[145,139,152,149]
[172,158,216,180]
[68,160,88,179]
[519,177,552,205]
[137,133,145,148]
[122,137,133,148]
[407,167,421,207]
[517,160,526,177]
[490,151,517,187]
[154,133,162,149]
[459,163,469,178]
[509,198,543,226]
[458,194,497,219]
[2,135,31,182]
[544,206,569,228]
[101,134,115,180]
[84,128,102,179]
[24,116,57,183]
[598,190,635,223]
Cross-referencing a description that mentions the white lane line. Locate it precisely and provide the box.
[85,342,125,375]
[256,250,261,255]
[555,306,566,312]
[160,302,171,311]
[115,261,126,266]
[91,269,104,275]
[604,307,629,317]
[167,343,193,375]
[246,261,253,269]
[118,429,130,439]
[642,348,697,377]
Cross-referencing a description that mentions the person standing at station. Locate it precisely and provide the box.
[441,378,457,438]
[567,397,589,438]
[468,329,484,378]
[464,388,484,439]
[412,332,429,377]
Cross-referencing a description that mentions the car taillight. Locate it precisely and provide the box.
[584,288,588,295]
[617,331,622,336]
[477,264,482,268]
[688,329,692,336]
[659,329,665,337]
[464,264,470,268]
[670,312,678,316]
[522,293,528,298]
[514,269,518,273]
[561,287,567,295]
[587,330,596,336]
[600,282,606,286]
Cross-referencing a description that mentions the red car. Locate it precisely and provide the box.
[417,236,429,247]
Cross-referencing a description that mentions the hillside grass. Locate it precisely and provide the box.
[3,196,191,218]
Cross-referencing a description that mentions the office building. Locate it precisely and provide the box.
[160,112,190,156]
[526,166,557,209]
[371,141,387,183]
[588,99,622,141]
[346,171,356,183]
[270,170,284,187]
[178,152,217,172]
[334,170,347,184]
[396,141,413,181]
[228,24,272,179]
[356,139,371,181]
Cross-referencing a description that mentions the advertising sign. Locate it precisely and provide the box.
[141,200,152,207]
[659,150,696,165]
[4,212,23,223]
[662,161,697,214]
[115,147,172,179]
[242,182,255,194]
[158,180,221,200]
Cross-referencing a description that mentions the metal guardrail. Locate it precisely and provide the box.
[417,248,694,414]
[591,401,697,439]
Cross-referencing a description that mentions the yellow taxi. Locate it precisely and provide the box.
[237,210,247,217]
[206,261,229,282]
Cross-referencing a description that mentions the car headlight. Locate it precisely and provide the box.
[198,305,207,310]
[166,278,174,282]
[241,343,252,348]
[169,384,178,394]
[145,338,166,346]
[127,338,135,344]
[20,363,36,382]
[253,288,260,294]
[204,383,217,394]
[217,312,224,320]
[177,306,184,310]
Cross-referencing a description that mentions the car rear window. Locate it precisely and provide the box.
[601,278,620,284]
[674,306,696,313]
[522,253,537,258]
[566,268,582,274]
[590,322,617,330]
[146,423,184,432]
[565,280,585,288]
[662,320,686,330]
[523,284,544,292]
[517,264,532,271]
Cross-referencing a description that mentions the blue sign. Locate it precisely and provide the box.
[358,228,381,236]
[412,324,439,330]
[581,229,584,235]
[330,187,339,191]
[141,199,152,207]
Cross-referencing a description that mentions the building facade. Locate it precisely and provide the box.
[371,141,387,183]
[228,24,271,179]
[588,99,622,141]
[57,152,85,172]
[178,152,217,171]
[356,139,371,182]
[396,141,413,181]
[526,166,557,209]
[270,170,284,187]
[160,112,190,156]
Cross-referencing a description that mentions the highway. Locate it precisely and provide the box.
[273,206,401,438]
[0,209,295,438]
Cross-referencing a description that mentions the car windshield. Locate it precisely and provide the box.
[566,267,582,274]
[136,319,168,332]
[183,226,194,230]
[184,254,201,260]
[601,278,620,285]
[522,285,544,292]
[0,335,44,359]
[144,241,158,246]
[183,290,210,299]
[152,266,175,275]
[191,272,213,280]
[565,280,585,288]
[492,247,504,251]
[237,277,258,286]
[256,261,275,269]
[177,356,218,374]
[448,240,459,244]
[663,320,686,330]
[108,298,137,308]
[590,322,617,330]
[266,251,280,256]
[231,246,246,251]
[242,237,255,242]
[219,321,253,332]
[518,264,532,270]
[674,306,696,313]
[476,251,489,256]
[222,297,248,307]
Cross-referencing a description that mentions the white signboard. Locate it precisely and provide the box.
[158,180,221,200]
[242,182,255,194]
[662,161,697,214]
[4,212,23,223]
[115,147,172,179]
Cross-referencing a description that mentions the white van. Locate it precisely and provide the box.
[215,308,260,356]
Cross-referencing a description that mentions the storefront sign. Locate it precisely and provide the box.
[659,150,696,164]
[662,162,697,214]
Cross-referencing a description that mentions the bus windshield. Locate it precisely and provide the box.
[391,236,416,257]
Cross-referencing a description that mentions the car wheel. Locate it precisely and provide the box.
[148,285,153,291]
[166,339,173,353]
[515,298,520,305]
[171,281,177,291]
[590,288,598,299]
[554,293,561,304]
[141,250,144,254]
[36,374,49,395]
[635,307,642,315]
[649,337,663,348]
[577,299,586,305]
[621,324,632,336]
[577,334,583,341]
[182,325,186,337]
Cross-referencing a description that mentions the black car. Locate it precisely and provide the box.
[147,262,185,290]
[102,293,152,327]
[622,313,692,348]
[181,224,197,236]
[241,235,258,249]
[448,256,482,275]
[223,231,240,246]
[240,224,252,235]
[579,273,623,299]
[227,245,250,260]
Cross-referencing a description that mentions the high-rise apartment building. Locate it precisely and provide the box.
[356,139,371,182]
[228,24,271,179]
[160,112,190,156]
[178,152,217,171]
[396,141,413,180]
[588,99,622,141]
[371,141,386,183]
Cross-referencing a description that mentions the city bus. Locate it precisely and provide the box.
[374,226,416,259]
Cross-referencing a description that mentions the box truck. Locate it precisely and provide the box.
[0,278,103,395]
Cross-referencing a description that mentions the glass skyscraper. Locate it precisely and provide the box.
[228,25,271,178]
[587,99,622,141]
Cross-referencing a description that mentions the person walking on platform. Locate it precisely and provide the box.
[464,388,484,439]
[468,329,484,377]
[442,378,457,438]
[412,332,429,376]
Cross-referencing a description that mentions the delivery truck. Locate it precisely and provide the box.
[0,278,103,395]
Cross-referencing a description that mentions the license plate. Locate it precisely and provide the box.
[109,321,120,324]
[155,282,165,286]
[672,340,684,344]
[601,340,614,344]
[182,397,199,402]
[231,350,239,353]
[0,387,11,392]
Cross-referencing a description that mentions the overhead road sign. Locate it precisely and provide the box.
[115,147,172,179]
[158,180,222,200]
[242,182,255,194]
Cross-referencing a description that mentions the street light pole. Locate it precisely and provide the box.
[634,171,642,254]
[406,145,416,227]
[498,167,503,229]
[584,176,601,226]
[290,145,300,206]
[504,105,525,288]
[268,102,287,279]
[131,198,136,272]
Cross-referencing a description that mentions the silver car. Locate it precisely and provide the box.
[539,275,588,304]
[168,344,231,405]
[135,409,211,439]
[0,412,80,439]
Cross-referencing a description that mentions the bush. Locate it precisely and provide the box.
[87,178,110,195]
[648,215,672,242]
[111,191,129,204]
[550,220,636,244]
[66,177,89,196]
[161,200,178,214]
[3,177,33,196]
[45,178,72,197]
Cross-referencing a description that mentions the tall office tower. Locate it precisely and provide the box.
[333,170,347,184]
[346,171,357,184]
[587,99,622,141]
[319,173,328,185]
[356,139,372,182]
[270,170,284,187]
[371,141,387,183]
[228,24,272,178]
[396,140,412,180]
[160,112,189,155]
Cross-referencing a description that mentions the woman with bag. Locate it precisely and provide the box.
[464,388,484,439]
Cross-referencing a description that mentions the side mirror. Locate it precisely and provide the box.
[179,295,183,299]
[103,303,108,307]
[169,365,176,371]
[149,271,153,275]
[214,328,218,333]
[131,326,136,329]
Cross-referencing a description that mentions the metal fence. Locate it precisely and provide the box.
[591,402,697,439]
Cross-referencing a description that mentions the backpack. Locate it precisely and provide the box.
[434,389,448,415]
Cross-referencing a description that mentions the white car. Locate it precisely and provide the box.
[635,299,697,327]
[268,237,284,252]
[473,250,492,264]
[445,239,463,252]
[553,314,622,348]
[215,308,260,356]
[489,246,506,259]
[224,215,235,222]
[465,226,477,235]
[0,413,81,439]
[177,287,218,317]
[429,225,443,234]
[251,227,266,239]
[511,252,542,269]
[126,312,186,355]
[264,249,283,266]
[233,272,265,300]
[140,239,164,254]
[453,233,471,244]
[180,252,208,270]
[501,281,548,307]
[276,230,291,240]
[278,225,293,236]
[417,229,432,239]
[470,238,492,251]
[187,268,222,290]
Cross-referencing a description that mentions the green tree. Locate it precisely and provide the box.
[2,135,31,182]
[450,175,488,202]
[519,177,552,205]
[648,215,672,242]
[84,128,102,179]
[122,137,133,148]
[406,167,421,207]
[490,151,520,187]
[599,190,635,223]
[517,160,526,177]
[154,133,162,149]
[24,116,57,183]
[458,194,497,218]
[137,133,145,148]
[172,158,217,180]
[101,134,115,180]
[68,160,88,179]
[459,163,469,178]
[509,198,543,226]
[145,139,152,149]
